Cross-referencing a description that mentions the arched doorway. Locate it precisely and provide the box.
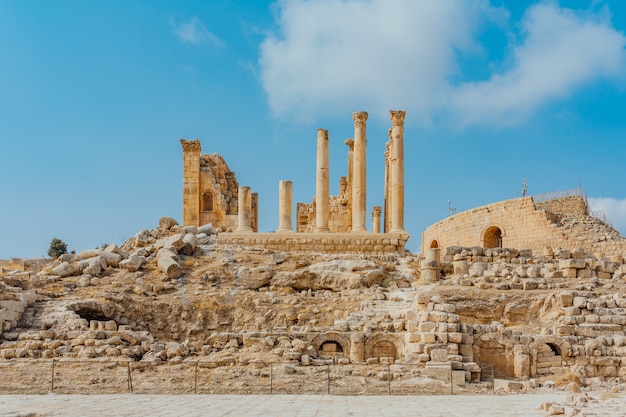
[319,341,344,357]
[483,226,502,248]
[430,240,439,249]
[202,191,214,212]
[371,341,397,360]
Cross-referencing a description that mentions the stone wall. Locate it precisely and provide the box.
[422,196,626,257]
[181,140,258,231]
[217,232,409,255]
[297,177,351,233]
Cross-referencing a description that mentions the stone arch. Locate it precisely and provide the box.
[474,333,514,379]
[430,240,439,249]
[311,332,350,358]
[364,333,403,361]
[202,191,214,212]
[529,337,572,377]
[482,225,504,249]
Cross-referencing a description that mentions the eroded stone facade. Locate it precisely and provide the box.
[180,139,257,231]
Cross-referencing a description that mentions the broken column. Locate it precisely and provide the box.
[350,333,365,363]
[384,136,391,233]
[277,180,293,233]
[389,110,406,233]
[315,129,330,232]
[345,138,354,230]
[180,139,201,227]
[237,186,253,233]
[372,206,382,233]
[351,111,368,232]
[421,248,440,283]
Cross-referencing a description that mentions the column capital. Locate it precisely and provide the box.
[344,138,354,149]
[372,206,382,215]
[352,111,368,128]
[389,110,406,127]
[180,139,201,153]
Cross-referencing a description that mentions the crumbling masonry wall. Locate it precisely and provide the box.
[422,195,626,258]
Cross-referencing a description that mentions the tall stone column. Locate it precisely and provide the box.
[372,206,382,233]
[315,129,330,232]
[351,111,368,232]
[344,138,354,230]
[389,110,406,234]
[237,186,253,233]
[350,333,365,363]
[383,136,391,233]
[277,180,293,233]
[180,139,202,227]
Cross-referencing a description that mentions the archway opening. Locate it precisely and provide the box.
[430,240,439,249]
[483,226,502,249]
[202,191,213,212]
[476,340,513,379]
[372,341,397,361]
[547,343,561,356]
[320,341,343,357]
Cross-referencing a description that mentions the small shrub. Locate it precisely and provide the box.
[47,238,68,258]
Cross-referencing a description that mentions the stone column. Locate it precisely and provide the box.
[236,186,253,233]
[372,206,382,233]
[180,139,201,227]
[344,138,354,230]
[277,180,293,233]
[383,136,391,233]
[389,110,406,233]
[315,129,330,232]
[350,333,365,363]
[351,111,368,232]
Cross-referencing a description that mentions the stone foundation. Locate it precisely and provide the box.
[217,232,409,255]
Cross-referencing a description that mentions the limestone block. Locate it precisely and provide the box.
[159,216,179,230]
[430,348,448,362]
[559,292,574,307]
[559,259,586,269]
[119,254,145,272]
[52,262,76,278]
[577,269,596,279]
[573,297,588,309]
[99,251,122,268]
[562,268,577,278]
[453,261,469,275]
[236,266,274,290]
[419,322,436,332]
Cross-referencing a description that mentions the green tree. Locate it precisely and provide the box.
[48,238,68,258]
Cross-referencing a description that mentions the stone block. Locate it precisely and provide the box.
[559,259,586,269]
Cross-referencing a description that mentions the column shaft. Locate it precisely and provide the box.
[237,186,253,232]
[351,111,368,232]
[315,129,330,232]
[372,206,382,234]
[277,180,293,233]
[389,110,406,233]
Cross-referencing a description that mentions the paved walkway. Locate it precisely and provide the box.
[0,393,587,417]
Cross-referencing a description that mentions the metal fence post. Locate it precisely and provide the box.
[450,367,453,395]
[327,364,330,395]
[50,359,55,393]
[127,362,133,393]
[270,362,273,395]
[194,362,198,394]
[387,363,391,396]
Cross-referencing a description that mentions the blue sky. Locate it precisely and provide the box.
[1,0,626,258]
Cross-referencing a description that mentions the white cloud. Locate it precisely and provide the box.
[588,197,626,236]
[171,17,224,47]
[259,0,626,125]
[451,3,626,126]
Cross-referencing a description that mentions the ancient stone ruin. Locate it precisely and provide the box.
[2,110,626,403]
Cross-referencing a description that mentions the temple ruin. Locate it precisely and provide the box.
[188,110,411,255]
[180,139,258,232]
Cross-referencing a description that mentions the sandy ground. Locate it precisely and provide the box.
[0,393,625,417]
